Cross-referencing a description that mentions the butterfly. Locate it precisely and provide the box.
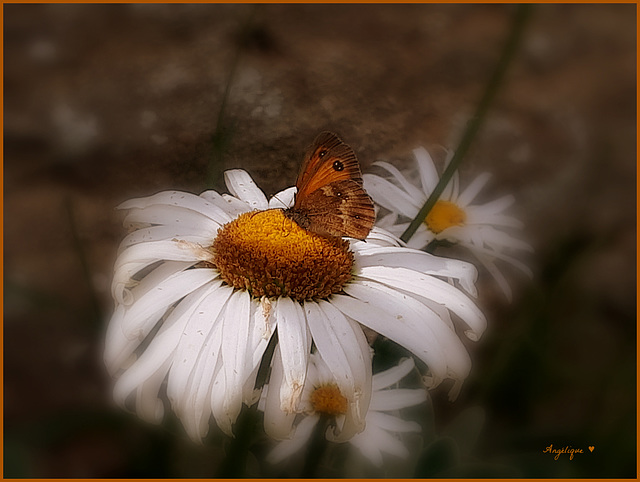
[284,131,375,240]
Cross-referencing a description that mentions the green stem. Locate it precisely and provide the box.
[400,4,533,243]
[64,198,102,325]
[215,330,277,477]
[215,406,257,478]
[424,239,440,254]
[301,415,329,478]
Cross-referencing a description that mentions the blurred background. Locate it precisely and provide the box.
[4,3,636,478]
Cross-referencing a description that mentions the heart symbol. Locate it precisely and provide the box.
[589,446,595,452]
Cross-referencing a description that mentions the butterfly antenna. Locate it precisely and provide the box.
[281,213,290,237]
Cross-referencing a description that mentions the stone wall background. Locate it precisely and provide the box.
[4,4,636,477]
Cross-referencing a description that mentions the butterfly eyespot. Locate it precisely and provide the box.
[333,160,344,171]
[318,150,328,158]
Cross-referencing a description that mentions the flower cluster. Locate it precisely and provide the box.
[264,354,428,467]
[104,144,528,469]
[364,147,532,300]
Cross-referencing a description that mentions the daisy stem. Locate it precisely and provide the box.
[215,331,277,478]
[400,4,532,244]
[301,415,329,478]
[216,406,258,478]
[64,197,103,325]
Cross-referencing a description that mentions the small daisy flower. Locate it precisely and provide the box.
[104,169,485,441]
[363,147,532,300]
[266,355,427,467]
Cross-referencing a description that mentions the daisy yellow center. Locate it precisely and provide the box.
[425,200,466,234]
[310,383,348,416]
[211,209,354,301]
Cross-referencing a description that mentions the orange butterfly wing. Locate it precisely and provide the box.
[288,132,375,240]
[295,179,376,240]
[293,131,365,205]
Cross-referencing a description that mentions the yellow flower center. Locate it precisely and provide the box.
[211,209,354,301]
[310,383,348,416]
[425,200,466,234]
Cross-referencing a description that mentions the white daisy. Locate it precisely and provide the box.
[104,169,485,442]
[363,146,532,300]
[266,355,427,468]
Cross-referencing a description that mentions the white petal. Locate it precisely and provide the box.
[120,190,232,225]
[114,240,214,287]
[263,346,297,440]
[334,287,447,381]
[200,189,251,217]
[267,414,320,464]
[472,194,515,215]
[112,282,214,409]
[247,296,276,370]
[364,227,404,248]
[437,224,472,245]
[119,225,215,249]
[354,246,478,297]
[326,342,373,442]
[104,304,136,375]
[356,265,486,339]
[405,226,436,250]
[467,212,524,229]
[362,174,420,219]
[310,353,335,384]
[304,301,356,400]
[112,258,192,308]
[376,211,398,229]
[474,252,513,302]
[123,204,221,233]
[455,172,491,207]
[242,362,262,407]
[440,165,457,200]
[462,239,532,276]
[319,301,372,398]
[420,296,455,331]
[112,258,195,301]
[184,309,227,440]
[166,280,230,414]
[371,161,426,201]
[219,290,252,432]
[372,358,415,391]
[369,388,427,411]
[269,186,297,209]
[108,262,194,370]
[367,411,422,433]
[210,360,230,434]
[360,423,411,459]
[275,297,310,413]
[413,146,439,194]
[350,430,384,467]
[121,268,218,340]
[134,360,169,424]
[473,226,532,253]
[342,280,471,382]
[310,300,372,441]
[224,169,268,210]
